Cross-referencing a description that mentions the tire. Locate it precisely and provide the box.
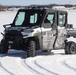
[27,40,36,57]
[0,39,8,54]
[65,41,76,54]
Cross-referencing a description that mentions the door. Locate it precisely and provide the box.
[55,12,67,49]
[41,12,57,50]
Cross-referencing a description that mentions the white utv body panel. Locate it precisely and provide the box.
[41,27,56,50]
[21,27,56,50]
[19,26,56,50]
[21,27,41,38]
[55,27,67,49]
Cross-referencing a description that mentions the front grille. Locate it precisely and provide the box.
[5,30,22,40]
[6,36,15,40]
[6,30,21,36]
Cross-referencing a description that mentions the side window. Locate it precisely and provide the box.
[44,13,55,24]
[30,13,37,24]
[58,13,66,27]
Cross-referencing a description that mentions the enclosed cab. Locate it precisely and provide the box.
[0,7,76,57]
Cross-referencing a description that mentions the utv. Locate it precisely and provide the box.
[0,6,76,57]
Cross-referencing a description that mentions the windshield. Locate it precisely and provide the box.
[13,9,44,27]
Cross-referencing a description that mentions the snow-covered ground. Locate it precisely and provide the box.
[0,10,76,75]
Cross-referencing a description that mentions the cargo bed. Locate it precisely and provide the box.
[67,29,76,38]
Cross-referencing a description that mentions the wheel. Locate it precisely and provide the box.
[27,40,36,57]
[0,39,8,54]
[65,41,76,54]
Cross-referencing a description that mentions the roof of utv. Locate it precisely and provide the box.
[19,5,67,13]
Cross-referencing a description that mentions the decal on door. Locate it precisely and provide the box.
[42,30,56,50]
[55,29,67,49]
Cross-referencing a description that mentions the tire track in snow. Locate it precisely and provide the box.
[23,57,59,75]
[0,55,14,75]
[24,59,44,75]
[34,54,76,75]
[0,55,33,75]
[61,55,76,72]
[63,60,76,72]
[34,60,59,75]
[17,58,36,75]
[57,55,76,74]
[0,60,14,75]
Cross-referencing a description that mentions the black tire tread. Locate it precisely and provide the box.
[0,39,8,54]
[27,41,36,57]
[65,41,76,54]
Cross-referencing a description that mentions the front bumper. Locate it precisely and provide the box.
[5,30,23,49]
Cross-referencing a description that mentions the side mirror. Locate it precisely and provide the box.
[3,24,11,28]
[67,24,73,29]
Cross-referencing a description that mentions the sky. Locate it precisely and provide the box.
[0,0,76,6]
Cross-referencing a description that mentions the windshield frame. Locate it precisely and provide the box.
[12,9,45,27]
